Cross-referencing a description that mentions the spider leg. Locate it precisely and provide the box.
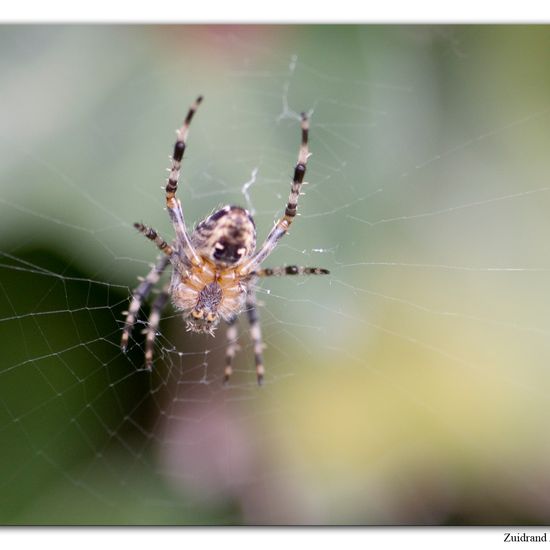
[143,283,170,370]
[223,316,239,385]
[165,96,204,267]
[134,222,174,256]
[133,222,190,277]
[246,286,265,386]
[239,112,310,275]
[255,265,329,277]
[121,254,170,352]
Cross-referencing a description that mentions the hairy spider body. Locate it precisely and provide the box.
[121,96,329,385]
[170,257,247,335]
[193,205,256,266]
[169,205,256,334]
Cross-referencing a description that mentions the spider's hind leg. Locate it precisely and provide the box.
[223,316,239,385]
[121,254,170,353]
[143,283,170,370]
[246,287,265,386]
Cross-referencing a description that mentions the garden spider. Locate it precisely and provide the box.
[121,96,329,385]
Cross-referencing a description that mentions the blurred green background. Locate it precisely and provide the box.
[1,25,550,525]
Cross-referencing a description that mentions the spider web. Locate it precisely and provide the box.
[2,25,550,525]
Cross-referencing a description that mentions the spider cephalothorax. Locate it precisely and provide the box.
[121,96,329,385]
[170,257,247,335]
[187,281,223,333]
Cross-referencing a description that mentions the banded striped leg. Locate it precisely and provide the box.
[239,112,310,276]
[143,284,170,370]
[165,96,204,267]
[246,287,265,386]
[256,265,329,277]
[121,254,170,352]
[134,222,174,256]
[223,317,239,385]
[134,222,189,276]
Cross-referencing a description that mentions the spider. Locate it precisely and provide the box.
[121,96,329,385]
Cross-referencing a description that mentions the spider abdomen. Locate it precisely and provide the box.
[192,205,256,267]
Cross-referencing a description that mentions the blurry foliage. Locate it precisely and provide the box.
[0,246,240,524]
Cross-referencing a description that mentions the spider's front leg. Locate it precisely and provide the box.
[239,113,309,276]
[165,96,204,267]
